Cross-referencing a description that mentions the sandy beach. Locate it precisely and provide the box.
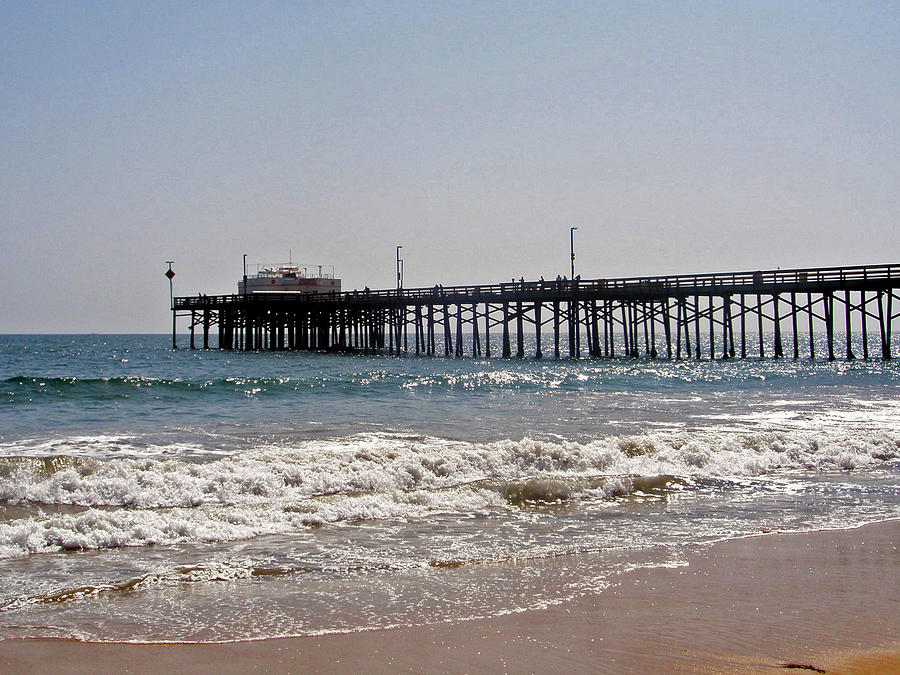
[1,519,897,674]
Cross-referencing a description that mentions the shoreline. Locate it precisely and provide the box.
[2,520,897,673]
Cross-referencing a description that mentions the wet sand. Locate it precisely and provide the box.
[1,520,897,673]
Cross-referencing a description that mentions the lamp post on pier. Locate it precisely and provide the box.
[396,245,403,290]
[570,227,578,279]
[165,261,176,349]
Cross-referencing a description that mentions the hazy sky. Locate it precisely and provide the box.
[1,1,897,333]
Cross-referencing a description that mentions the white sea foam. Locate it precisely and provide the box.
[0,435,209,460]
[0,429,897,558]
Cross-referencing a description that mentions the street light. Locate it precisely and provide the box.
[396,245,403,290]
[570,227,578,279]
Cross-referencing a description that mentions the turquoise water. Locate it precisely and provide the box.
[1,334,899,642]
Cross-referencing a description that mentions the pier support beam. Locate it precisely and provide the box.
[790,293,799,359]
[516,302,525,359]
[568,300,577,358]
[825,292,835,361]
[807,293,815,359]
[773,294,783,359]
[483,304,491,357]
[502,302,511,358]
[444,304,452,356]
[553,301,560,359]
[878,291,892,360]
[203,309,210,349]
[861,292,869,360]
[757,294,765,358]
[471,305,480,357]
[456,304,464,357]
[845,290,855,360]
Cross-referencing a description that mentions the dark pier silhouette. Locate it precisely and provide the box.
[173,263,900,361]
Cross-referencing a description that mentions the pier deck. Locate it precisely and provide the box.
[174,263,900,360]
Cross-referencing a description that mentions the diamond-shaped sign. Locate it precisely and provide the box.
[165,269,175,279]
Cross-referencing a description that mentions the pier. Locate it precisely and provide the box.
[173,263,900,360]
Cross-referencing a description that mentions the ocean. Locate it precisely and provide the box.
[1,334,898,643]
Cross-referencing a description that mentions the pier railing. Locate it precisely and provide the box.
[175,263,899,309]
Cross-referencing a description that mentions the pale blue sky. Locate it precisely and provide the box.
[1,1,897,332]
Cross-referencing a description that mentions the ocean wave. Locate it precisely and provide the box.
[1,375,284,399]
[499,474,685,505]
[2,430,897,509]
[0,434,212,460]
[0,429,897,558]
[7,358,897,404]
[0,558,320,612]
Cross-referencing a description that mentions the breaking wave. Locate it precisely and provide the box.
[0,430,897,559]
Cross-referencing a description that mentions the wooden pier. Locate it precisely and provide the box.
[173,263,900,360]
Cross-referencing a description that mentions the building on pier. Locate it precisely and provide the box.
[237,263,340,295]
[173,263,900,361]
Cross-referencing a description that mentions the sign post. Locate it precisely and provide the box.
[165,261,176,349]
